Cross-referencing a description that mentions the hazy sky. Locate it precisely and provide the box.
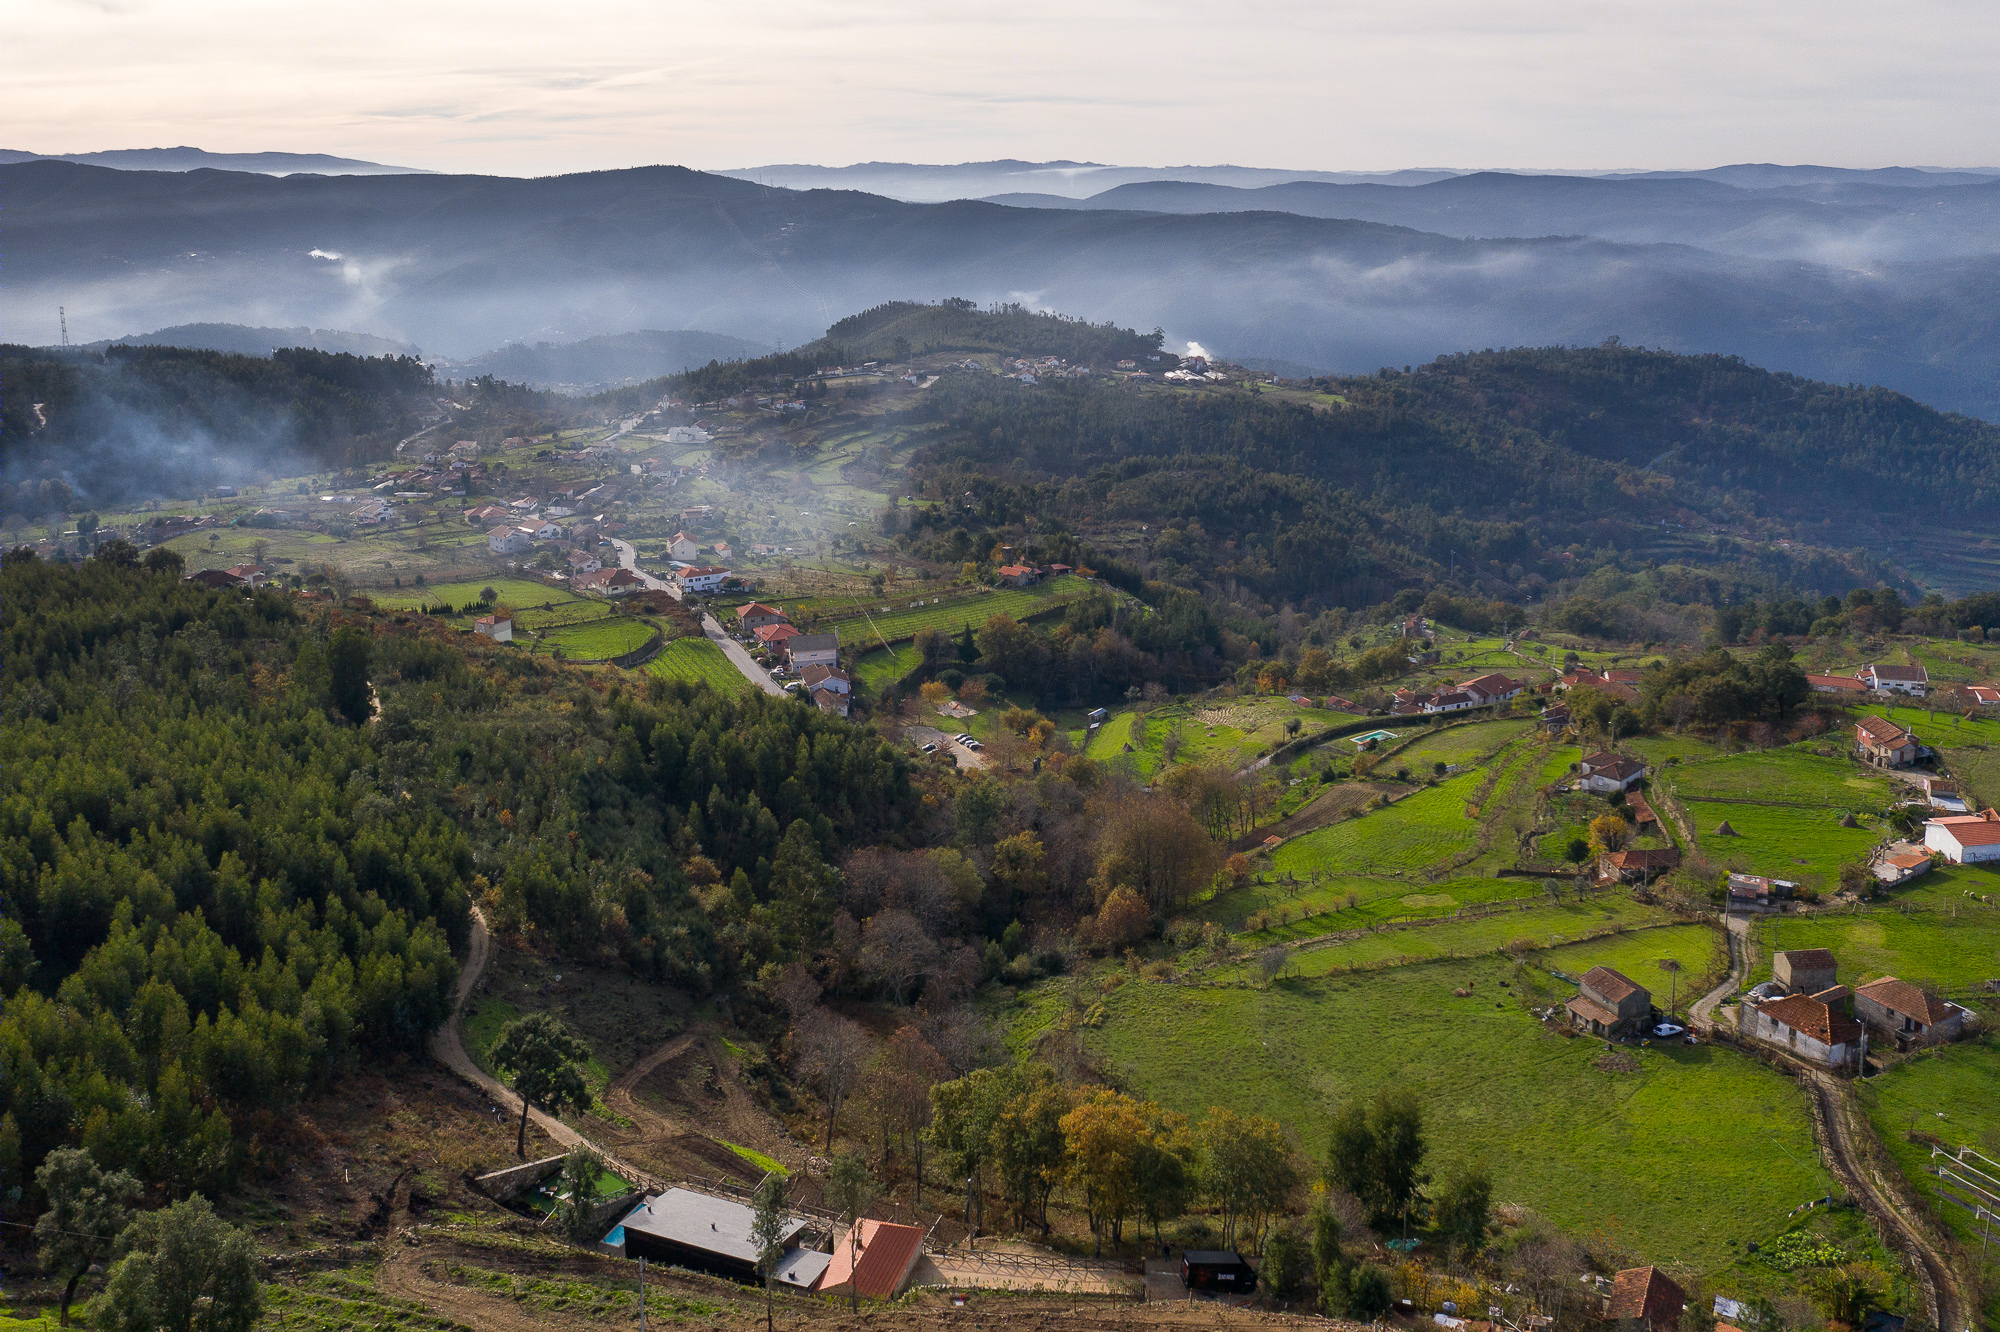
[9,0,1997,175]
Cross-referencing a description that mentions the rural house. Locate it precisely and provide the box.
[1423,689,1479,714]
[1853,977,1969,1049]
[487,526,533,555]
[1578,751,1646,793]
[736,601,788,629]
[1741,986,1861,1068]
[755,623,804,656]
[799,664,851,696]
[1773,948,1838,995]
[1854,715,1918,768]
[813,690,852,719]
[996,564,1040,587]
[1967,684,2000,706]
[1807,674,1868,696]
[1566,966,1652,1038]
[675,566,731,594]
[667,532,701,562]
[184,568,248,590]
[601,1190,825,1290]
[223,563,266,588]
[1924,808,2000,863]
[1862,662,1929,696]
[1873,843,1933,885]
[1605,1266,1685,1332]
[1597,847,1680,885]
[788,632,840,671]
[473,615,512,643]
[1459,672,1523,704]
[1539,702,1571,733]
[566,549,603,573]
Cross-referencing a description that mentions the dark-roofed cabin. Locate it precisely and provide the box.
[1566,966,1652,1038]
[1181,1250,1257,1293]
[1773,949,1838,995]
[1606,1266,1685,1332]
[603,1188,817,1286]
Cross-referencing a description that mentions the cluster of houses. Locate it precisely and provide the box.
[1808,662,1931,698]
[1389,672,1524,716]
[1739,949,1970,1067]
[735,602,848,715]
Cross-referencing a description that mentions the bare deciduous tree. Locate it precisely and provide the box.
[795,1009,873,1149]
[858,908,940,1005]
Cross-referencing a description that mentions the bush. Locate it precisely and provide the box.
[1261,1221,1310,1298]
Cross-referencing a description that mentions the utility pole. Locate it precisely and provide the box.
[59,308,70,347]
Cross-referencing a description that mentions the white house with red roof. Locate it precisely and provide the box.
[1924,808,2000,863]
[667,532,701,562]
[675,565,731,594]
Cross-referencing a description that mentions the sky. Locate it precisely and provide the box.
[7,0,1998,176]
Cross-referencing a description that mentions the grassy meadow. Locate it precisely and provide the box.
[1748,877,2000,992]
[645,638,754,693]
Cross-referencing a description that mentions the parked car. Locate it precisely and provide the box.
[921,743,938,754]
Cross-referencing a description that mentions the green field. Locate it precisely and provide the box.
[1860,1040,2000,1266]
[369,577,575,611]
[1081,697,1362,778]
[1683,799,1885,885]
[1049,936,1830,1273]
[825,576,1090,648]
[512,599,615,632]
[1258,897,1681,979]
[538,617,657,660]
[1269,772,1487,877]
[1868,704,2000,808]
[853,643,921,690]
[1625,733,1728,766]
[1749,879,2000,992]
[644,637,753,693]
[1667,748,1897,808]
[1392,719,1535,771]
[1206,873,1542,939]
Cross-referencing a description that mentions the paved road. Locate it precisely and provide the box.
[607,538,784,696]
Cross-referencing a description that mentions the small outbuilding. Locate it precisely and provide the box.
[1566,966,1652,1038]
[816,1219,925,1301]
[1853,976,1970,1049]
[1181,1250,1257,1293]
[601,1189,822,1289]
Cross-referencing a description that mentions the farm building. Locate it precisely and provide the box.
[184,568,248,590]
[1578,751,1645,794]
[1566,966,1652,1038]
[1624,792,1659,831]
[1910,774,1967,812]
[1853,977,1970,1049]
[816,1219,925,1301]
[1855,716,1918,768]
[995,564,1040,587]
[1604,1266,1685,1332]
[1873,844,1933,885]
[1968,684,2000,706]
[1806,674,1867,696]
[1539,703,1571,733]
[1773,948,1838,995]
[1597,847,1680,885]
[1924,809,2000,863]
[600,1189,825,1288]
[473,615,513,643]
[1862,663,1929,696]
[1726,873,1794,912]
[1741,985,1861,1068]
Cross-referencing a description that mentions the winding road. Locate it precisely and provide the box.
[607,538,785,696]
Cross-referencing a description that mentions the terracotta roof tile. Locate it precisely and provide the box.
[1607,1266,1684,1325]
[1583,966,1642,1003]
[1756,993,1862,1045]
[1855,976,1954,1025]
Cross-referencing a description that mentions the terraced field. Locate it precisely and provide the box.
[823,575,1092,648]
[1269,772,1488,877]
[1253,896,1679,978]
[369,577,574,612]
[1205,873,1540,938]
[537,617,657,660]
[644,638,753,693]
[1682,799,1884,885]
[1667,748,1899,808]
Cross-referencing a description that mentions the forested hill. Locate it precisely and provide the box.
[0,551,915,1197]
[1,344,439,511]
[1386,347,2000,523]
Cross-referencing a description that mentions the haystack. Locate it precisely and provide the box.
[1838,812,1859,828]
[1714,820,1738,836]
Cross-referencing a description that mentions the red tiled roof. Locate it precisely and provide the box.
[1603,847,1680,870]
[1757,993,1862,1045]
[818,1220,924,1300]
[1606,1266,1684,1326]
[1583,966,1642,1004]
[1460,672,1518,695]
[1777,948,1838,971]
[1855,976,1954,1025]
[1807,674,1866,691]
[1855,715,1913,746]
[1566,995,1619,1026]
[1930,813,2000,847]
[737,602,785,620]
[1626,793,1657,823]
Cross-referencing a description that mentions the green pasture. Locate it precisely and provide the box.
[853,643,921,690]
[1667,748,1898,809]
[1624,733,1727,766]
[369,577,575,611]
[1269,772,1487,877]
[1750,883,2000,992]
[537,617,657,660]
[645,638,753,694]
[512,600,615,633]
[1391,719,1535,771]
[1684,799,1884,885]
[1061,942,1831,1272]
[1256,897,1679,978]
[1544,922,1731,1005]
[1860,1040,2000,1256]
[1205,873,1541,938]
[1868,704,2000,806]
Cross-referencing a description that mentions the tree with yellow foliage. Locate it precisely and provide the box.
[1587,812,1631,855]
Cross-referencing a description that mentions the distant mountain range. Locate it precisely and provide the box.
[0,146,429,175]
[725,159,1999,202]
[75,322,422,358]
[10,157,1999,419]
[440,329,781,390]
[978,171,2000,261]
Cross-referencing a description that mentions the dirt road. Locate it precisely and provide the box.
[1689,914,1750,1031]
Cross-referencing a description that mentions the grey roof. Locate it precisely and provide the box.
[614,1188,807,1264]
[788,633,838,653]
[774,1247,831,1290]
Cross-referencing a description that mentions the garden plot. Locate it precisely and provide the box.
[536,617,656,660]
[1390,719,1535,772]
[368,577,574,612]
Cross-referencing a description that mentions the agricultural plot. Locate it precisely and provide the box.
[511,599,614,633]
[1860,1042,2000,1267]
[1683,799,1884,885]
[1867,704,2000,807]
[644,637,753,693]
[1269,772,1488,877]
[1262,897,1679,978]
[1625,733,1726,766]
[1667,749,1898,809]
[368,578,574,611]
[1207,873,1540,939]
[1750,881,2000,992]
[537,617,657,660]
[852,643,921,690]
[1544,922,1729,1004]
[826,575,1091,648]
[1082,697,1360,777]
[1061,945,1831,1272]
[1390,719,1534,771]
